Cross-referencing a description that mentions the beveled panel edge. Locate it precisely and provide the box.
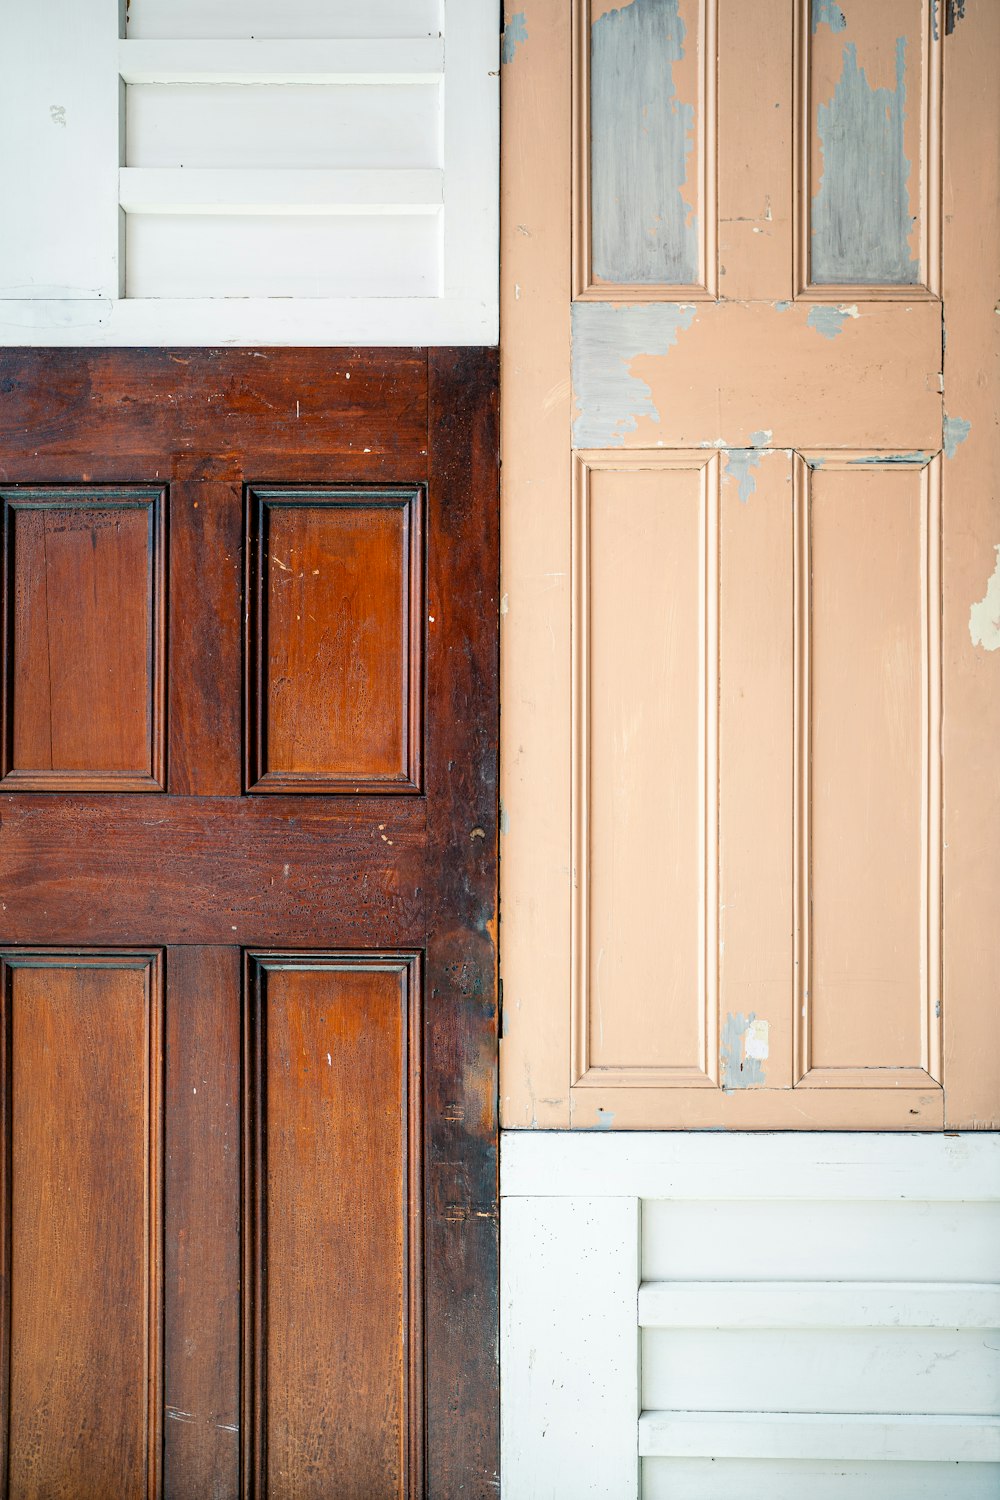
[571,451,719,1091]
[0,486,168,793]
[792,453,943,1090]
[243,486,425,797]
[0,946,165,1500]
[793,0,942,301]
[240,949,424,1500]
[572,0,718,302]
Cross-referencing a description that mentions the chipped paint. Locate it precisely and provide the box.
[812,37,919,285]
[944,413,972,459]
[590,0,697,284]
[502,11,528,65]
[946,0,967,35]
[774,301,792,312]
[571,301,696,446]
[969,546,1000,652]
[724,448,764,503]
[812,0,847,34]
[748,428,772,446]
[806,303,858,339]
[848,451,929,464]
[595,1108,615,1130]
[931,0,940,40]
[721,1012,767,1089]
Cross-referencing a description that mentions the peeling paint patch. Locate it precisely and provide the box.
[806,304,857,339]
[724,448,764,503]
[501,11,528,64]
[943,413,972,459]
[812,37,919,285]
[591,0,697,284]
[775,301,792,312]
[931,0,940,40]
[721,1012,767,1089]
[748,429,772,447]
[969,546,1000,652]
[571,301,696,447]
[595,1108,615,1130]
[812,0,847,34]
[499,801,511,836]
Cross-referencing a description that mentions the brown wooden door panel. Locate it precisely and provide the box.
[0,348,499,1499]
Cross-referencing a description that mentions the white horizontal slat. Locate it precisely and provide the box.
[641,1198,1000,1282]
[118,38,445,84]
[501,1131,1000,1201]
[639,1411,1000,1463]
[641,1327,1000,1415]
[126,0,442,40]
[119,168,443,216]
[639,1281,1000,1331]
[642,1456,1000,1500]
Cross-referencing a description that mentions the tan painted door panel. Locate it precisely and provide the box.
[500,0,999,1129]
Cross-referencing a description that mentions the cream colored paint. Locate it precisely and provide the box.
[500,0,998,1131]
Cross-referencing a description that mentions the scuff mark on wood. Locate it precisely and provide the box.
[969,546,1000,652]
[812,37,919,285]
[571,301,696,446]
[590,0,697,284]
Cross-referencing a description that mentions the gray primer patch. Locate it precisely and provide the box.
[970,546,1000,652]
[571,301,697,447]
[595,1108,615,1130]
[724,448,764,503]
[721,1012,766,1090]
[591,0,697,285]
[812,0,847,33]
[501,11,527,64]
[807,304,853,339]
[944,414,972,459]
[811,37,919,285]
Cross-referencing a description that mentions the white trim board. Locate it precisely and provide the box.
[501,1130,1000,1200]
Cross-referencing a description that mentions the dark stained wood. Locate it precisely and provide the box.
[424,350,500,1498]
[0,347,499,1500]
[168,479,243,797]
[164,947,241,1500]
[0,795,426,947]
[246,489,423,795]
[0,951,162,1500]
[1,488,166,791]
[0,350,428,479]
[244,955,421,1500]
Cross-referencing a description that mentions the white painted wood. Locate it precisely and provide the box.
[501,1196,640,1500]
[0,0,120,299]
[638,1280,1000,1330]
[119,168,444,215]
[117,38,445,84]
[638,1412,1000,1463]
[641,1197,1000,1282]
[0,296,493,345]
[501,1131,1000,1201]
[126,0,442,40]
[642,1457,1000,1500]
[641,1326,1000,1415]
[0,0,497,344]
[125,83,441,171]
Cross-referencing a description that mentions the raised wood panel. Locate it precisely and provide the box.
[574,0,716,299]
[797,0,940,297]
[795,456,941,1089]
[574,454,718,1088]
[0,950,163,1500]
[244,953,421,1500]
[246,488,423,795]
[1,489,166,791]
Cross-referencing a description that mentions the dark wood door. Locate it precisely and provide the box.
[0,348,499,1500]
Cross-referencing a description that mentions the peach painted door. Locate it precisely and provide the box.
[500,0,999,1129]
